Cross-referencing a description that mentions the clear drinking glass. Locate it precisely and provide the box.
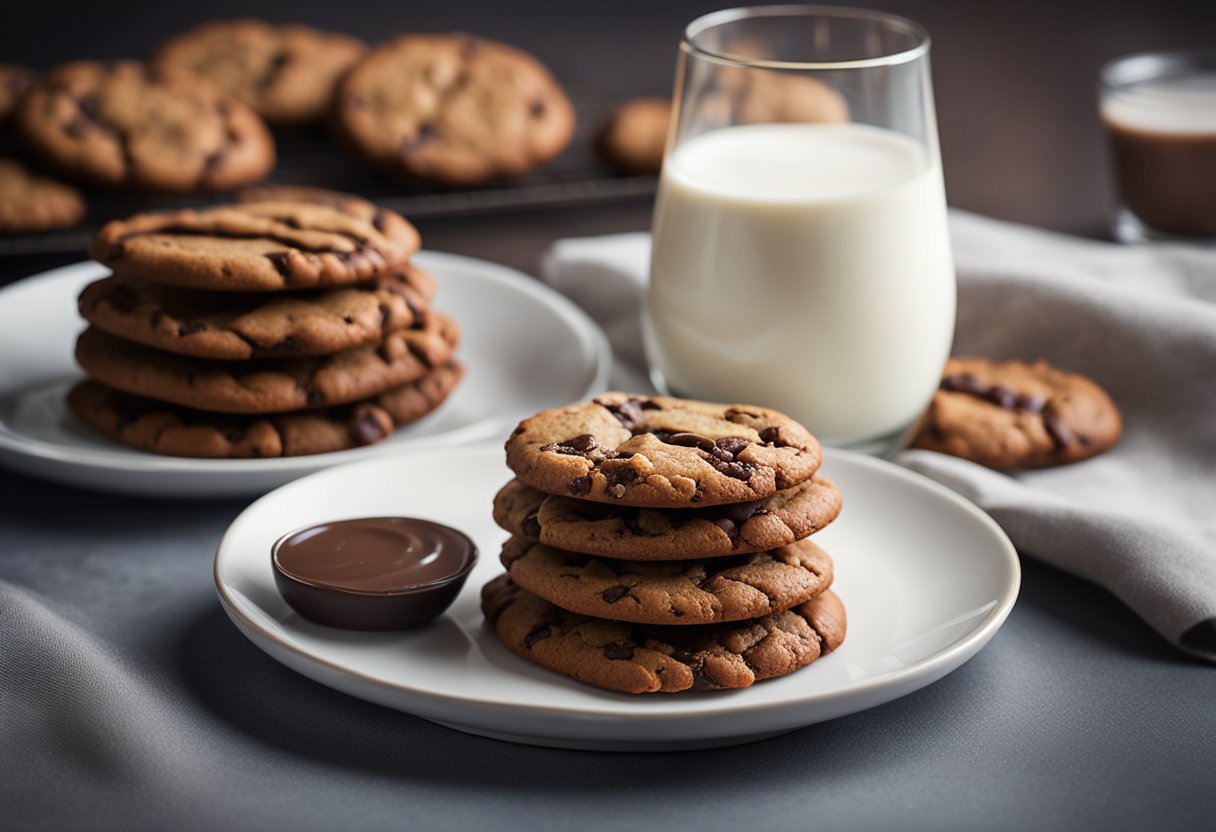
[644,5,956,456]
[1101,50,1216,243]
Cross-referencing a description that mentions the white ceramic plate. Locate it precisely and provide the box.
[214,444,1020,751]
[0,253,611,498]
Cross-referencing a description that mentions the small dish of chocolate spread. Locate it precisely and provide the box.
[272,517,478,630]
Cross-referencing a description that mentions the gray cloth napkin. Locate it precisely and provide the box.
[539,210,1216,663]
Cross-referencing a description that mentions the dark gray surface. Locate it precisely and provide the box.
[3,1,1215,829]
[2,467,1214,832]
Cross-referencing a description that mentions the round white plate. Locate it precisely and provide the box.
[0,253,611,498]
[214,444,1020,751]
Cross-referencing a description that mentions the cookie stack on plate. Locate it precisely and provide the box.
[482,392,846,694]
[68,194,464,458]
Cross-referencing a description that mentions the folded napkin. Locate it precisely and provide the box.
[540,211,1216,663]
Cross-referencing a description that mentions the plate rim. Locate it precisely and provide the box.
[213,444,1021,723]
[0,252,613,478]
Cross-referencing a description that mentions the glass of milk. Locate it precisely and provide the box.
[644,6,955,456]
[1100,50,1216,242]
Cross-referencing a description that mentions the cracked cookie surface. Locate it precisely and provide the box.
[499,536,833,626]
[505,393,821,508]
[481,575,845,694]
[90,201,420,291]
[78,265,435,360]
[74,313,458,414]
[336,33,575,184]
[67,361,462,458]
[154,19,366,125]
[493,475,841,559]
[0,158,86,233]
[16,60,274,192]
[911,356,1122,469]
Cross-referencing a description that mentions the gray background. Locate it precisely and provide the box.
[3,1,1215,830]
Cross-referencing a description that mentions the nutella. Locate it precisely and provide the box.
[272,517,477,630]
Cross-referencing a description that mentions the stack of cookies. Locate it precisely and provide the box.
[483,393,846,694]
[68,195,463,458]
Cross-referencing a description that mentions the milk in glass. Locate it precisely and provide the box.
[645,121,955,447]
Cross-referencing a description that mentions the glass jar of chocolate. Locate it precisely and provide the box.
[1101,49,1216,242]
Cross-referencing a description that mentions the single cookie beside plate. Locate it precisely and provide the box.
[911,356,1122,469]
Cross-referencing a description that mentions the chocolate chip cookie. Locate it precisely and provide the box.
[0,158,86,233]
[481,574,845,694]
[494,475,841,560]
[78,267,434,360]
[68,361,463,458]
[154,19,367,124]
[16,61,274,192]
[911,356,1123,469]
[597,97,671,175]
[505,393,822,508]
[499,536,833,626]
[335,34,575,184]
[90,201,420,291]
[74,313,458,414]
[0,64,36,123]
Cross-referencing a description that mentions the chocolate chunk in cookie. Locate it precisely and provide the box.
[74,313,458,414]
[505,393,821,507]
[154,20,366,125]
[499,536,834,626]
[912,356,1122,469]
[90,201,420,292]
[481,575,845,694]
[78,268,434,360]
[494,475,841,559]
[597,97,671,175]
[0,158,85,234]
[16,60,274,192]
[336,34,575,184]
[67,361,463,458]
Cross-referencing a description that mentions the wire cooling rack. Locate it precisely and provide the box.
[0,91,656,258]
